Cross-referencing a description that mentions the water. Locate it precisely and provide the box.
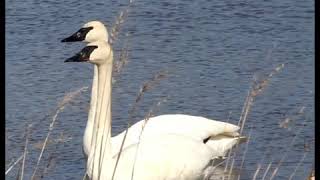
[6,0,314,179]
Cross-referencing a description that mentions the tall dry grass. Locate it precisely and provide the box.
[6,86,88,180]
[111,70,168,179]
[6,2,134,179]
[5,0,314,179]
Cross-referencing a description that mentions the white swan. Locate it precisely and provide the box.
[64,41,245,180]
[61,21,246,159]
[62,21,107,156]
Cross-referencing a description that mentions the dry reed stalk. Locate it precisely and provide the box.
[202,157,229,180]
[36,133,72,179]
[19,125,32,180]
[6,113,54,177]
[236,126,253,180]
[204,158,228,180]
[237,42,278,132]
[251,106,308,179]
[223,147,233,180]
[261,160,273,180]
[111,70,168,180]
[227,63,285,179]
[251,133,277,180]
[109,1,132,83]
[222,112,234,180]
[237,87,251,129]
[109,0,134,45]
[112,34,130,83]
[130,97,168,179]
[251,163,262,180]
[16,160,22,180]
[5,154,23,175]
[228,158,236,180]
[97,99,112,179]
[307,169,314,180]
[90,3,135,175]
[267,116,309,180]
[38,147,58,179]
[279,106,305,129]
[33,133,72,150]
[238,63,285,134]
[30,86,88,179]
[288,152,308,180]
[10,1,133,178]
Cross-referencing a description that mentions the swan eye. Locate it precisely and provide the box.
[78,45,98,61]
[61,26,94,42]
[80,52,85,58]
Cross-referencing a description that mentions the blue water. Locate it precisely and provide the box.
[6,0,314,179]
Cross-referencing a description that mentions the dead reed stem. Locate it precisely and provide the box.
[110,2,132,84]
[251,106,308,179]
[268,117,309,180]
[20,125,32,180]
[222,112,234,180]
[261,160,273,180]
[288,152,308,180]
[251,163,262,180]
[251,133,277,180]
[109,0,134,45]
[111,70,168,179]
[30,86,88,179]
[223,147,233,180]
[238,63,285,134]
[237,126,253,180]
[5,154,23,175]
[130,97,168,179]
[307,168,315,180]
[228,63,285,179]
[228,158,235,180]
[113,35,130,81]
[86,1,135,178]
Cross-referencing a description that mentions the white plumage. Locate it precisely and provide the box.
[62,22,246,179]
[110,114,243,157]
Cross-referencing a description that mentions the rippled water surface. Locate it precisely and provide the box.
[6,0,314,179]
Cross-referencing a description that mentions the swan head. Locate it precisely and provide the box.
[64,41,112,65]
[61,21,109,43]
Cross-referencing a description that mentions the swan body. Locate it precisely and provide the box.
[64,41,246,180]
[89,134,220,180]
[62,21,246,161]
[110,114,243,157]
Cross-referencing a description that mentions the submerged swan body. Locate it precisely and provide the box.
[62,21,246,161]
[65,41,246,179]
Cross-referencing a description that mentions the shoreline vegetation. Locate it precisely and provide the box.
[5,1,314,180]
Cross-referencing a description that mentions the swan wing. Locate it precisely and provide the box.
[96,134,218,180]
[111,114,242,156]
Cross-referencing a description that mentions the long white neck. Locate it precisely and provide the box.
[87,51,114,179]
[83,65,98,156]
[84,37,109,157]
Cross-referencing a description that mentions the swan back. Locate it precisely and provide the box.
[111,114,243,157]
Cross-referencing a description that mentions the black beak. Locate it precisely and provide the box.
[61,27,93,42]
[64,45,98,62]
[61,33,81,42]
[64,53,88,62]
